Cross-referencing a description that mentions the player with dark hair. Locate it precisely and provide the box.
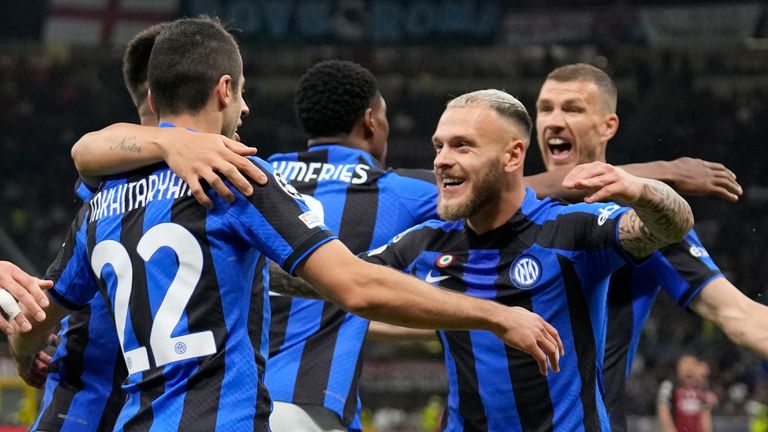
[362,89,694,431]
[7,18,563,431]
[265,59,438,431]
[534,63,768,431]
[14,22,168,432]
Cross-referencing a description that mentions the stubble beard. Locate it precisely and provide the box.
[437,164,504,221]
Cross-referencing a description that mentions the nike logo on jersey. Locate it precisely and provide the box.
[425,270,450,284]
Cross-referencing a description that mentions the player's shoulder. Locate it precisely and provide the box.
[394,218,461,243]
[247,155,275,172]
[524,189,626,225]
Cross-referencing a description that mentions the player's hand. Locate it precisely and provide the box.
[495,306,564,376]
[159,131,268,208]
[17,349,53,388]
[562,161,645,205]
[0,261,52,335]
[666,157,742,202]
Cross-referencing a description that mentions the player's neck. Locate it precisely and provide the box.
[307,135,348,147]
[465,183,526,235]
[159,112,222,135]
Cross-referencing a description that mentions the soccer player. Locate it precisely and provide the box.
[14,22,274,432]
[362,89,694,431]
[7,18,562,431]
[657,355,712,432]
[534,63,768,431]
[264,60,439,431]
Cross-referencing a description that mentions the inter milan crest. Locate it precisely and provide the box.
[435,254,454,268]
[510,255,542,289]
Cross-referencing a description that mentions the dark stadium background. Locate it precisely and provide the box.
[0,0,766,430]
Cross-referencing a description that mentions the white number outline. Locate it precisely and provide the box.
[91,223,215,374]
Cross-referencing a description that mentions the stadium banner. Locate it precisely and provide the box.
[640,3,762,46]
[44,0,179,46]
[179,0,502,45]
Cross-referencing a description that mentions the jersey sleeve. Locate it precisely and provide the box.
[225,157,337,275]
[46,205,99,310]
[644,230,724,309]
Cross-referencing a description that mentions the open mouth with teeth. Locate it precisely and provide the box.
[547,137,572,161]
[441,177,465,190]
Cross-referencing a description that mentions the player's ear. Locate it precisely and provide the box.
[601,113,619,142]
[216,74,233,108]
[503,139,526,173]
[362,107,375,138]
[147,89,158,115]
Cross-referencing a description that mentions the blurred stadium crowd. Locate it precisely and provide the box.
[1,0,767,430]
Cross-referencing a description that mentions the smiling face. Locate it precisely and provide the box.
[535,79,618,171]
[432,106,516,221]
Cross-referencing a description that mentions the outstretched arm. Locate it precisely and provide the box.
[297,240,565,376]
[71,123,268,207]
[689,278,768,358]
[268,262,438,342]
[563,161,694,258]
[367,321,436,341]
[268,261,323,299]
[525,157,742,202]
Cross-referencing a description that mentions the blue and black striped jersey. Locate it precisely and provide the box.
[33,179,126,432]
[47,133,336,432]
[266,144,438,429]
[602,230,722,432]
[364,188,633,432]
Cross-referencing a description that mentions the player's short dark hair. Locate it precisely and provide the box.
[546,63,617,112]
[122,22,171,108]
[295,60,379,137]
[148,16,241,115]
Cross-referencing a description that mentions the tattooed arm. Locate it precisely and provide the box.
[71,123,266,206]
[562,161,694,259]
[268,262,324,299]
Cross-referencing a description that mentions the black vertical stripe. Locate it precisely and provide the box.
[443,331,487,432]
[267,296,293,357]
[249,257,272,430]
[559,255,601,432]
[496,256,554,432]
[292,303,347,405]
[120,202,160,432]
[97,349,128,431]
[337,155,379,252]
[342,340,366,425]
[604,267,634,432]
[294,150,329,195]
[172,196,226,431]
[36,307,91,430]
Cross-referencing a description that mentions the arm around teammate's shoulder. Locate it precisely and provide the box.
[295,239,565,376]
[562,161,693,258]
